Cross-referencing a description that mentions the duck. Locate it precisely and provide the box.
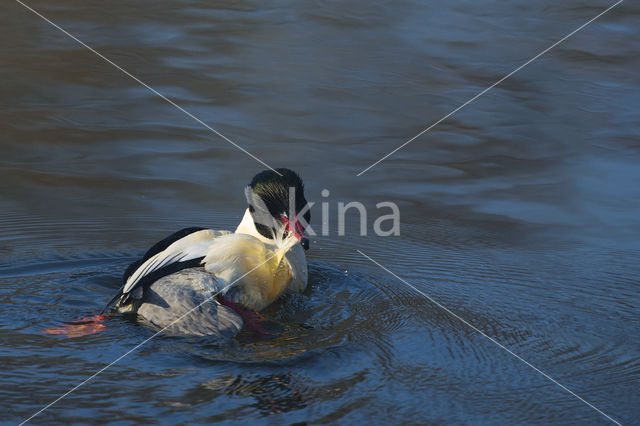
[104,168,311,338]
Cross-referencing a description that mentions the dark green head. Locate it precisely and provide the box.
[246,168,310,248]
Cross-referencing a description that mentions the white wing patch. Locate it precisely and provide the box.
[123,229,228,295]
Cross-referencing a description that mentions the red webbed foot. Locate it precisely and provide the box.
[217,297,282,336]
[43,314,108,337]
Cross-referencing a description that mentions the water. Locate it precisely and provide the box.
[2,0,639,424]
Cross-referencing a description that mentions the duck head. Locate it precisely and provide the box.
[244,168,310,250]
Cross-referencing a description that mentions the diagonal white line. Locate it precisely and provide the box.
[356,249,622,425]
[20,250,281,425]
[357,0,624,176]
[14,0,281,176]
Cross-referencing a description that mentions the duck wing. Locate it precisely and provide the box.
[122,226,207,284]
[106,228,230,310]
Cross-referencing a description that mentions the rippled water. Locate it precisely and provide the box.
[2,0,639,424]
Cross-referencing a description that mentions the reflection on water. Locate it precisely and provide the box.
[1,0,639,424]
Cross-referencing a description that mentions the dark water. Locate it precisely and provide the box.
[2,0,639,424]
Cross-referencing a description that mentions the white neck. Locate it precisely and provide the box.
[235,208,273,244]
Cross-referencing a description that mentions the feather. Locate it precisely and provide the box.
[122,230,227,295]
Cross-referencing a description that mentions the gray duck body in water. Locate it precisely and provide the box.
[108,168,311,338]
[128,268,243,338]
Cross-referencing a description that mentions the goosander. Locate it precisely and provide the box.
[105,168,311,338]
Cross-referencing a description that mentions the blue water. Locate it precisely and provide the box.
[1,0,639,424]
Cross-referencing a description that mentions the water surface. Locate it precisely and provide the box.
[1,0,639,424]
